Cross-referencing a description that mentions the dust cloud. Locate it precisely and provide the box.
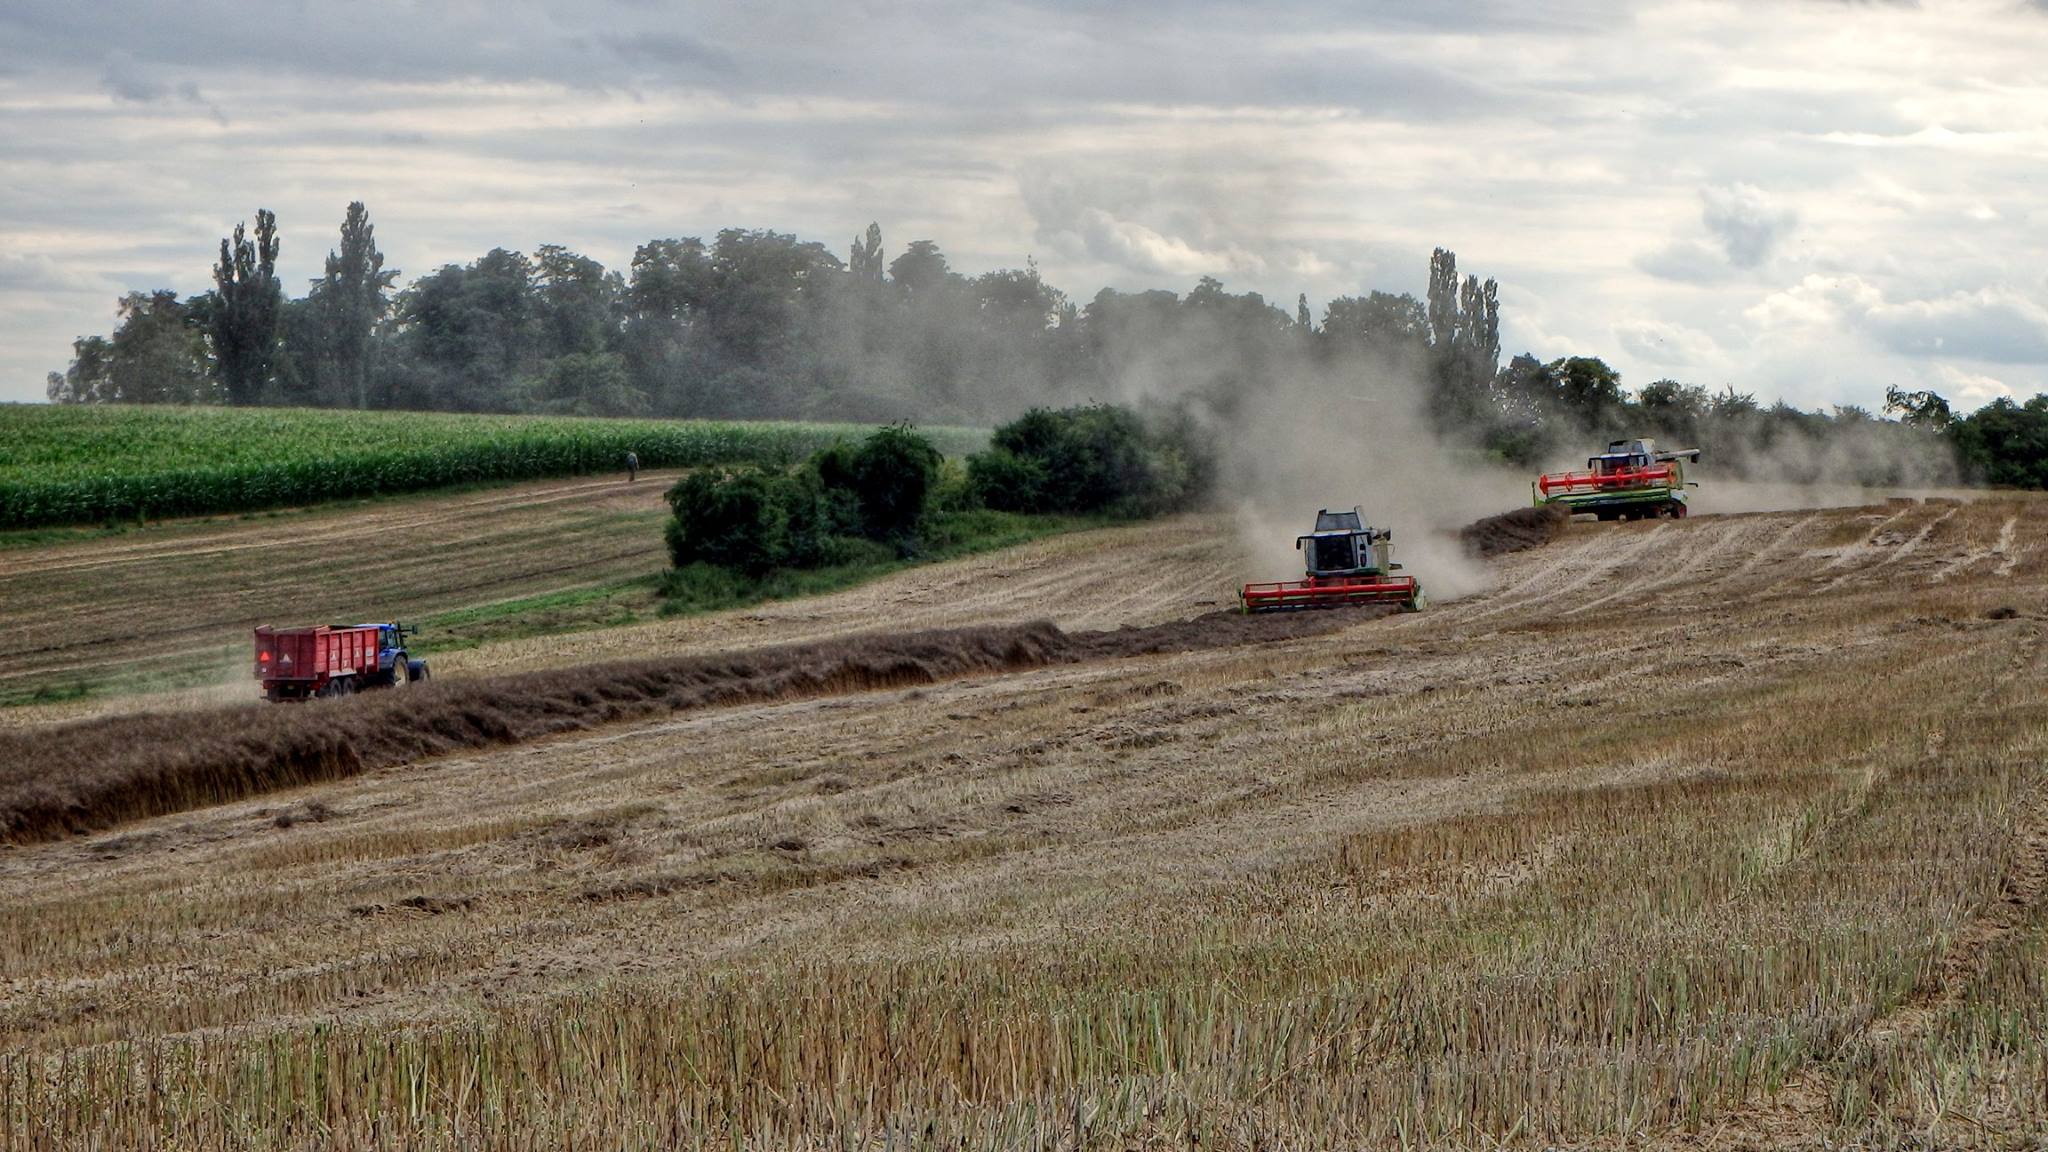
[1219,360,1528,601]
[1528,406,1963,517]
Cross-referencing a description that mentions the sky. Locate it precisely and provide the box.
[3,0,2046,412]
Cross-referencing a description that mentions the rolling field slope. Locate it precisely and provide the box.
[2,494,2044,1148]
[0,471,1232,720]
[0,470,685,713]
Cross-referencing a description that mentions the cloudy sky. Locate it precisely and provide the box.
[3,0,2046,410]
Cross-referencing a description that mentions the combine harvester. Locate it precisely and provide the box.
[1534,437,1701,521]
[1241,507,1426,613]
[254,622,430,702]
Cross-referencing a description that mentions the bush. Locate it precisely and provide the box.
[816,423,943,551]
[664,470,788,577]
[665,424,944,577]
[968,403,1214,517]
[964,449,1052,514]
[925,458,978,516]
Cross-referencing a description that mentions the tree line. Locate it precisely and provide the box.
[46,202,2046,488]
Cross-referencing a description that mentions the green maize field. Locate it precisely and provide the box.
[0,405,988,530]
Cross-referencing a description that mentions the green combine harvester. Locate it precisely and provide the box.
[1533,438,1701,521]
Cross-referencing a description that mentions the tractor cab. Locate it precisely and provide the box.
[359,623,420,685]
[1297,506,1400,579]
[1591,438,1655,476]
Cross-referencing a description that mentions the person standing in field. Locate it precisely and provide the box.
[625,450,639,482]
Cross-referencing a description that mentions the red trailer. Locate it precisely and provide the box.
[254,623,428,702]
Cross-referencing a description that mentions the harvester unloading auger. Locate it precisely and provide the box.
[1241,507,1425,613]
[1533,438,1701,521]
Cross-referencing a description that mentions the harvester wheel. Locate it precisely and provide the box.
[1403,587,1428,612]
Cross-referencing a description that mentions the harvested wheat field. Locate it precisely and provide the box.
[0,471,684,717]
[0,472,1240,726]
[2,495,2046,1149]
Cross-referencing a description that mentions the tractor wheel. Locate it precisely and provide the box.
[409,659,431,683]
[1671,501,1688,519]
[390,654,409,689]
[1596,509,1618,522]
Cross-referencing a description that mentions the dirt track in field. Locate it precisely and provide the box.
[5,491,2048,1148]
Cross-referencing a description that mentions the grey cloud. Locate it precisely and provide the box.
[6,0,1516,116]
[99,50,170,102]
[1639,185,1798,283]
[599,32,736,74]
[1701,184,1797,269]
[0,255,109,294]
[1636,240,1737,285]
[97,49,226,124]
[1866,293,2048,364]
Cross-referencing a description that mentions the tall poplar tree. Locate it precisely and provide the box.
[211,209,282,404]
[316,201,397,408]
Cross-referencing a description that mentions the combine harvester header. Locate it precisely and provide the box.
[1241,507,1425,613]
[1534,438,1700,521]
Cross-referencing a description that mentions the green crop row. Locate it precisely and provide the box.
[0,406,986,529]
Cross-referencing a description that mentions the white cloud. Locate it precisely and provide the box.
[1748,274,1888,333]
[1615,318,1722,370]
[1935,364,2017,408]
[1750,275,2048,365]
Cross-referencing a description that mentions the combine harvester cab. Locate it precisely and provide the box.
[254,622,430,702]
[1241,507,1425,614]
[1534,438,1701,521]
